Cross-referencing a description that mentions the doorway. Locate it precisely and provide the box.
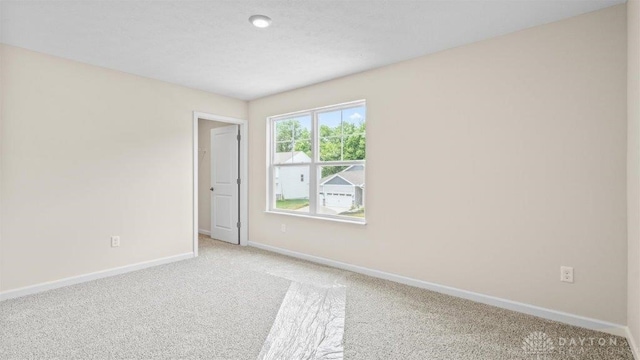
[193,112,248,256]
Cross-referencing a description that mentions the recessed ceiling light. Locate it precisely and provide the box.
[249,15,272,28]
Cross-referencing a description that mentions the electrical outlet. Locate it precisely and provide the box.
[560,266,574,283]
[281,224,286,233]
[111,236,121,248]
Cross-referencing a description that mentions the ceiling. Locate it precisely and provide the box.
[0,0,624,100]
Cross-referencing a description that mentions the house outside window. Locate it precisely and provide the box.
[267,100,366,222]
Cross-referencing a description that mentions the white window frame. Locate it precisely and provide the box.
[266,100,366,224]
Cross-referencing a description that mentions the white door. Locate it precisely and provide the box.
[210,125,239,244]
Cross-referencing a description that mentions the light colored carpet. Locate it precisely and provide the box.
[0,235,634,359]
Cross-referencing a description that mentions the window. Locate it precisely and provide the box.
[268,100,366,222]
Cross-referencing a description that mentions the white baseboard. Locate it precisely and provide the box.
[626,327,640,360]
[198,229,211,235]
[248,241,626,337]
[0,252,194,301]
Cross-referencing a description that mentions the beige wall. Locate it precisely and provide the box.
[0,25,4,288]
[0,4,631,330]
[249,6,628,324]
[0,45,247,291]
[197,119,232,233]
[628,0,640,352]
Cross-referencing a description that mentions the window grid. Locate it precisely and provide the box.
[268,100,366,222]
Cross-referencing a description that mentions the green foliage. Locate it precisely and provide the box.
[338,208,365,218]
[318,120,365,177]
[321,166,348,178]
[275,119,311,158]
[274,115,365,178]
[275,198,309,210]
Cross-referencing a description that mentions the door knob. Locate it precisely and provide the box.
[210,187,214,191]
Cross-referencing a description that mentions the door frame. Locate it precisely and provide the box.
[193,111,248,256]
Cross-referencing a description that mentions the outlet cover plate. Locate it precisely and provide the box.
[111,236,121,248]
[560,266,574,283]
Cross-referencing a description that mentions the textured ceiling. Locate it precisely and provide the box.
[0,0,624,100]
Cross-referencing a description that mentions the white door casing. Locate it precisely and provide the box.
[193,111,248,256]
[210,125,239,244]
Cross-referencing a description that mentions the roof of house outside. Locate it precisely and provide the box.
[274,151,311,164]
[320,165,364,186]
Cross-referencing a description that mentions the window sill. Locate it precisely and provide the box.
[264,210,367,225]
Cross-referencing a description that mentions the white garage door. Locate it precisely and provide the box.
[325,193,353,208]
